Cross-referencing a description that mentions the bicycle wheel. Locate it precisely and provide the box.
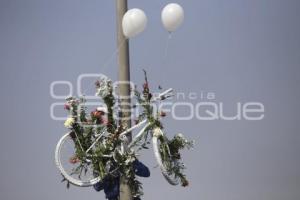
[55,132,100,187]
[152,128,179,186]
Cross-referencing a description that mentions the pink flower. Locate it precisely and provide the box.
[64,104,70,110]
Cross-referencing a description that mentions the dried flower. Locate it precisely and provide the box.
[95,80,100,87]
[160,111,167,117]
[69,132,76,139]
[64,104,70,110]
[69,156,80,164]
[93,111,103,119]
[181,179,189,187]
[143,83,148,90]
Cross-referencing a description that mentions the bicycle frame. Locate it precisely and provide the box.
[77,88,173,156]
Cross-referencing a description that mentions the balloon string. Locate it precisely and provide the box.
[162,32,172,65]
[81,39,127,96]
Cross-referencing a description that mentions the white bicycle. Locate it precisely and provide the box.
[55,88,180,187]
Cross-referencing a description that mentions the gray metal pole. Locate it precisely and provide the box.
[115,0,132,200]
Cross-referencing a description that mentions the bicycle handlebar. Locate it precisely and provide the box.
[152,88,173,101]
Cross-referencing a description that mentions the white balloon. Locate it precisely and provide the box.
[122,8,147,38]
[161,3,184,32]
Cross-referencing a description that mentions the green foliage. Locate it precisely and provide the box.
[159,134,194,187]
[61,72,193,198]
